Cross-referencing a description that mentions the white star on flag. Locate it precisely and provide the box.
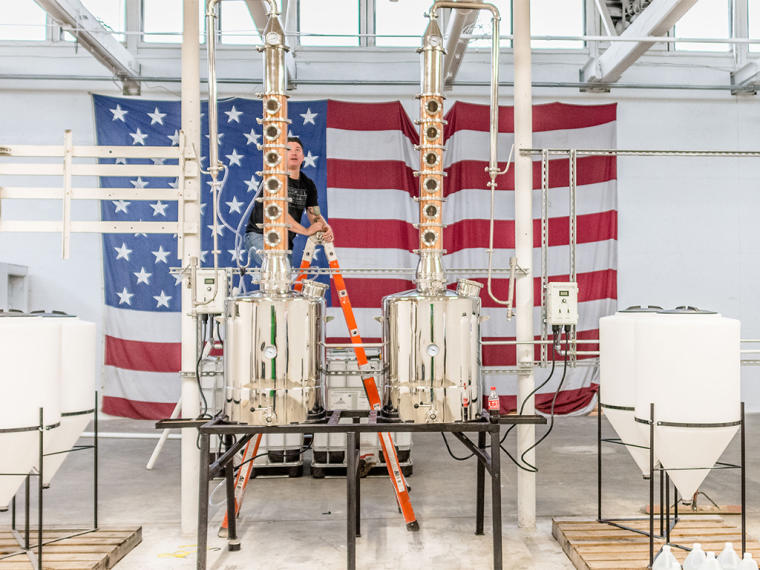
[168,179,179,189]
[205,133,224,145]
[152,157,165,165]
[168,130,180,146]
[225,106,243,123]
[114,157,127,165]
[303,150,318,168]
[199,203,207,215]
[110,104,127,122]
[114,242,132,261]
[153,290,172,308]
[226,149,243,167]
[229,249,244,263]
[129,128,148,145]
[147,107,167,125]
[244,129,261,145]
[152,245,170,264]
[200,250,208,263]
[173,272,183,286]
[300,108,318,125]
[150,201,169,216]
[226,195,244,214]
[244,175,259,193]
[208,224,224,237]
[134,267,152,285]
[130,177,149,189]
[288,129,294,138]
[116,287,134,305]
[112,199,130,214]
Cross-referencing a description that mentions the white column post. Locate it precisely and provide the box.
[513,0,536,529]
[180,0,202,535]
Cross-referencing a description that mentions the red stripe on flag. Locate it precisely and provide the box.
[330,211,617,251]
[327,100,419,142]
[329,279,413,307]
[492,385,598,415]
[444,101,617,138]
[329,219,418,250]
[445,156,617,194]
[105,335,180,373]
[327,159,416,192]
[443,211,617,251]
[332,270,616,309]
[102,395,177,420]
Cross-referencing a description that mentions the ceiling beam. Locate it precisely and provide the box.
[244,0,296,88]
[34,0,140,94]
[580,0,697,87]
[442,0,484,89]
[731,61,760,94]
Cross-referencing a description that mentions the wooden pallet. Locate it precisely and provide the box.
[0,527,141,569]
[553,516,760,570]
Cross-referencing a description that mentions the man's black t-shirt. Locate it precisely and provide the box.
[246,172,319,250]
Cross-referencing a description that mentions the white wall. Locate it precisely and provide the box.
[2,76,759,408]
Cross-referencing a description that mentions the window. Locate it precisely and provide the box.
[675,0,730,52]
[81,0,126,42]
[300,0,359,46]
[469,0,511,48]
[375,0,430,47]
[143,0,205,44]
[0,0,47,41]
[531,0,584,49]
[221,0,258,45]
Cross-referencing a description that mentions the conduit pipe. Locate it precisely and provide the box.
[206,0,223,268]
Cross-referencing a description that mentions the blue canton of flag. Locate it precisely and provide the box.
[93,94,331,315]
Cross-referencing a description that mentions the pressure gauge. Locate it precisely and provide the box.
[263,345,278,359]
[266,32,281,45]
[426,343,440,357]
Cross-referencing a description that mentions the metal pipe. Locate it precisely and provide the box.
[5,74,758,92]
[205,0,223,268]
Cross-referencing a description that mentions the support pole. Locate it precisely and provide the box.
[180,0,202,536]
[475,430,485,535]
[513,0,535,529]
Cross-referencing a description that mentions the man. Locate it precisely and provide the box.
[244,136,333,266]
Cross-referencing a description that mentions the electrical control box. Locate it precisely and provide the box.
[194,269,227,314]
[546,282,578,326]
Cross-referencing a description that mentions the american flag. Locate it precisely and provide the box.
[94,94,329,418]
[93,95,616,419]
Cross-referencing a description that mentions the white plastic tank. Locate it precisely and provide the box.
[634,307,740,500]
[41,316,96,486]
[0,313,61,509]
[599,306,662,476]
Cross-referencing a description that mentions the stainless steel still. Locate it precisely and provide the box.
[381,5,491,424]
[383,284,483,423]
[224,290,326,425]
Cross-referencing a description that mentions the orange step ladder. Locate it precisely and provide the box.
[295,235,419,530]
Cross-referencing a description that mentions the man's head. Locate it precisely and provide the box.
[286,136,304,171]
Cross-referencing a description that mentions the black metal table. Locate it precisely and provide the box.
[158,410,545,570]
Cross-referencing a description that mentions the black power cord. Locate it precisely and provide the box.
[442,328,562,465]
[514,324,572,472]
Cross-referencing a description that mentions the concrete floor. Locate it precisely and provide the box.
[1,414,758,569]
